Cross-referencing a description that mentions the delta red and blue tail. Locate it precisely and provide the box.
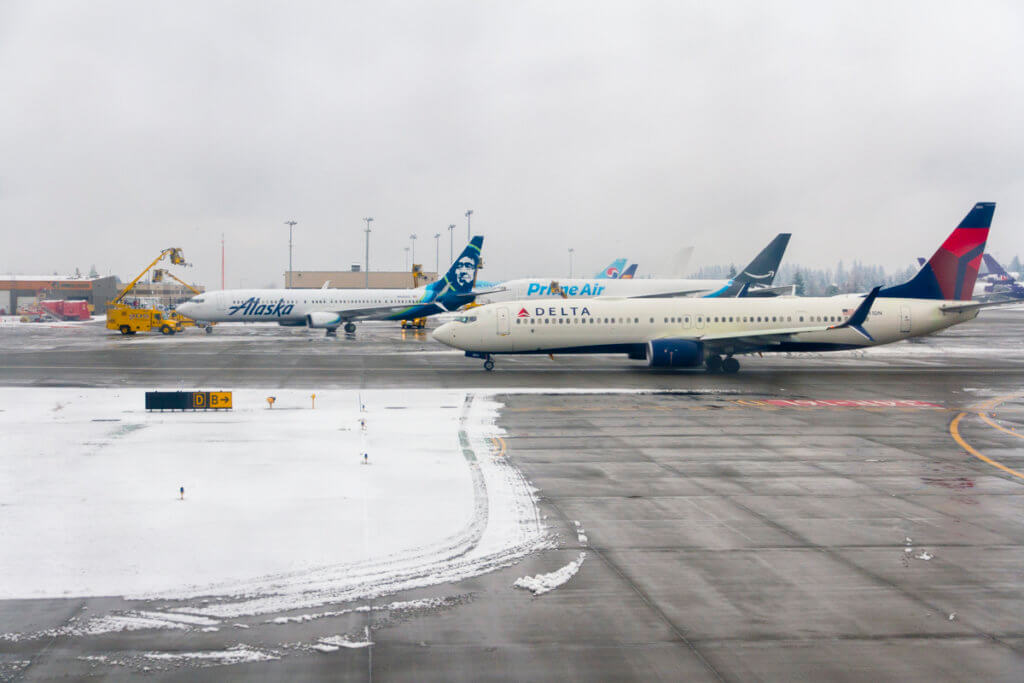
[879,202,995,301]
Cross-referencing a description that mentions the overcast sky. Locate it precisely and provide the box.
[2,1,1022,287]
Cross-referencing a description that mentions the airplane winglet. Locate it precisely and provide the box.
[829,286,880,340]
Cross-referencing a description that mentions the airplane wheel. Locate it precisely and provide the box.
[483,359,495,372]
[344,322,357,333]
[119,325,131,335]
[722,357,740,374]
[205,326,214,334]
[705,355,722,373]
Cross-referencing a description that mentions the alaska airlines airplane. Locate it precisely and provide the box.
[434,204,1008,372]
[476,233,790,305]
[177,237,489,335]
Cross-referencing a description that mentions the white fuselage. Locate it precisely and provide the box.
[477,277,733,304]
[176,287,434,324]
[432,295,979,355]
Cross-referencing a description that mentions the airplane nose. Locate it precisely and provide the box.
[432,323,456,347]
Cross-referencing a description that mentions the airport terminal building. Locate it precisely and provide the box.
[0,275,119,314]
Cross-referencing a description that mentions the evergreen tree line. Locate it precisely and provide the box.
[692,254,1022,297]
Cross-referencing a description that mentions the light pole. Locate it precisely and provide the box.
[568,248,575,278]
[404,247,410,271]
[284,220,297,288]
[409,233,417,270]
[363,217,374,287]
[465,209,473,241]
[448,224,455,261]
[433,233,440,274]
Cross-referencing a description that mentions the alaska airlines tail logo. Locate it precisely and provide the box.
[228,297,295,317]
[517,308,530,317]
[742,270,775,281]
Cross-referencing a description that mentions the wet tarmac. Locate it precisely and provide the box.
[2,310,1023,680]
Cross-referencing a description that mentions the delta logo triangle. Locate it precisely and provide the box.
[517,307,531,318]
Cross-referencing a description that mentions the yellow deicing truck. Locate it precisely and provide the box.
[106,248,189,336]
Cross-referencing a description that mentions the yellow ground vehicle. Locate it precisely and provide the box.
[401,317,428,329]
[105,247,194,336]
[107,306,183,335]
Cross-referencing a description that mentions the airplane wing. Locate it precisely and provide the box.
[630,288,715,299]
[741,284,796,298]
[470,286,506,296]
[322,302,431,321]
[694,287,880,347]
[939,297,1024,313]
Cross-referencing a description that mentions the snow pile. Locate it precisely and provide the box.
[142,644,278,665]
[315,633,373,651]
[514,552,586,595]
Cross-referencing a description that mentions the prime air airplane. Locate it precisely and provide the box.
[177,237,489,335]
[475,233,791,305]
[433,203,1008,372]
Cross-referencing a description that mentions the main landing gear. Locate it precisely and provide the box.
[483,356,495,372]
[706,354,740,374]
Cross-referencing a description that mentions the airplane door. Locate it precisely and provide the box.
[695,313,705,330]
[497,307,510,336]
[900,305,911,333]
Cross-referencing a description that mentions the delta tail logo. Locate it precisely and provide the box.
[517,308,531,318]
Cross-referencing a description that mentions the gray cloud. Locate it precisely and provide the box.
[2,1,1022,287]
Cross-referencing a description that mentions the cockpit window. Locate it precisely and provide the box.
[455,315,477,323]
[192,297,205,304]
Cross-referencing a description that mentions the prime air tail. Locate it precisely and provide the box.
[734,233,790,286]
[879,203,995,301]
[705,233,790,297]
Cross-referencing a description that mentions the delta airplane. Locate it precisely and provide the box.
[475,233,791,305]
[177,237,490,335]
[433,203,1008,372]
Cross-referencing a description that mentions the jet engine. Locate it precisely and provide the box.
[306,311,343,329]
[647,339,703,368]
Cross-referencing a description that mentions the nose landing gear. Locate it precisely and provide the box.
[483,356,495,372]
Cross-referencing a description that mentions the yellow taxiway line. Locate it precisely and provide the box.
[949,393,1024,482]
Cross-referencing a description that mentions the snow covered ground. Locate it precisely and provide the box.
[0,388,549,607]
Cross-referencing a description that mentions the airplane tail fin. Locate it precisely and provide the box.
[428,236,484,298]
[620,264,638,279]
[982,254,1010,279]
[595,258,627,279]
[879,203,994,301]
[733,233,791,287]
